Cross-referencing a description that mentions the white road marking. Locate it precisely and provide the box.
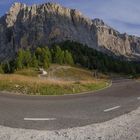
[104,106,120,112]
[24,118,56,121]
[137,97,140,100]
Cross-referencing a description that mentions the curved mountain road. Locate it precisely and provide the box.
[0,78,140,130]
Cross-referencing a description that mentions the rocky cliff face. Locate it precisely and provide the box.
[0,2,140,61]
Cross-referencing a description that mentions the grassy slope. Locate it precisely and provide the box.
[0,65,110,95]
[15,68,39,77]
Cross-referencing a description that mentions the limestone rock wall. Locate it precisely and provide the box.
[0,2,140,61]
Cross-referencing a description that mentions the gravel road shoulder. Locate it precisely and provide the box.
[0,107,140,140]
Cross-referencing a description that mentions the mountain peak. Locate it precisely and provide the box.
[0,2,140,61]
[5,2,26,27]
[10,2,26,12]
[92,18,106,26]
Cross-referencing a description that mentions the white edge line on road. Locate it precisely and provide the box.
[24,118,56,121]
[104,106,120,112]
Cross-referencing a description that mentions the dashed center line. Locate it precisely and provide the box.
[104,106,120,112]
[24,118,56,121]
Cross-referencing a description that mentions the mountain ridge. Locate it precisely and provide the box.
[0,2,140,61]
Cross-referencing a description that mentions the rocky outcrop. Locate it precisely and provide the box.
[0,2,140,61]
[92,19,140,58]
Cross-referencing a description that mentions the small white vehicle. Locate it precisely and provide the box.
[39,68,47,77]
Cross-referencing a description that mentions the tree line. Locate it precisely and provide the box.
[0,40,140,75]
[0,45,74,73]
[56,41,140,75]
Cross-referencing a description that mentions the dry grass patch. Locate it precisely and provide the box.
[0,74,110,95]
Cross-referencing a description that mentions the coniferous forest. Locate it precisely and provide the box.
[57,41,140,74]
[1,40,140,76]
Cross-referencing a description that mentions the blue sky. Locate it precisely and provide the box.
[0,0,140,36]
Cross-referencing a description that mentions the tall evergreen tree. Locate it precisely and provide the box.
[42,50,50,69]
[64,50,74,65]
[16,49,24,69]
[53,46,64,64]
[23,50,32,68]
[31,53,38,68]
[0,65,4,74]
[44,47,52,63]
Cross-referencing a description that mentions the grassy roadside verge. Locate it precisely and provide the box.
[0,74,110,95]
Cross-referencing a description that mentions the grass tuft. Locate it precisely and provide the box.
[0,65,110,95]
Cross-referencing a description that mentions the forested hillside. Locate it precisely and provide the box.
[57,41,140,75]
[0,41,140,75]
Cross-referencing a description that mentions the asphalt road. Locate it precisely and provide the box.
[0,78,140,130]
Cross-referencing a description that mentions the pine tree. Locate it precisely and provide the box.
[64,50,74,65]
[23,50,32,68]
[0,65,4,74]
[31,53,38,68]
[16,49,24,70]
[53,46,64,64]
[44,47,52,63]
[43,51,50,69]
[3,61,11,73]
